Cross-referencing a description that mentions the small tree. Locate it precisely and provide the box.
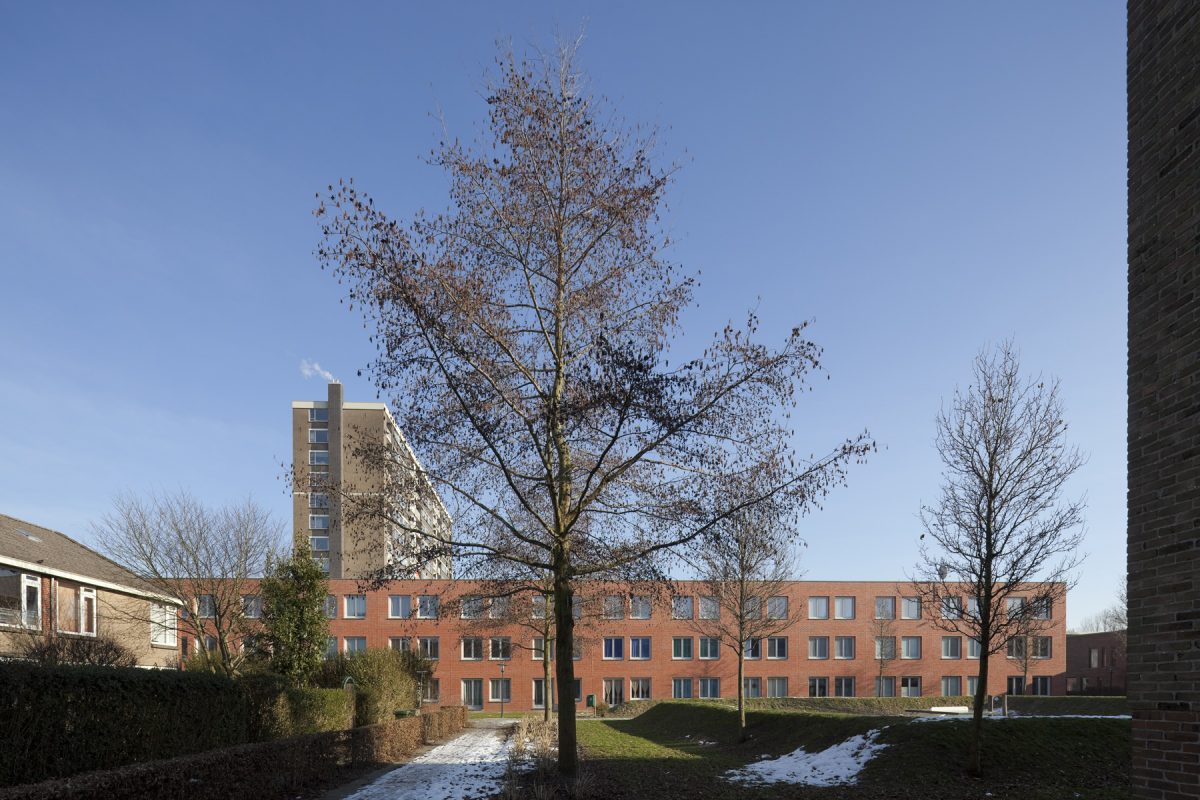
[93,491,281,677]
[260,543,330,687]
[914,342,1084,775]
[871,616,897,697]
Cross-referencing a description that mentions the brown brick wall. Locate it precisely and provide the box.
[1065,631,1127,694]
[1127,2,1200,797]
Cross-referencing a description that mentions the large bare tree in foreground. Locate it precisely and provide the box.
[914,342,1084,776]
[316,43,871,784]
[94,491,281,677]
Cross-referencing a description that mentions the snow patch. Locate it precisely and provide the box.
[725,729,887,787]
[344,726,514,800]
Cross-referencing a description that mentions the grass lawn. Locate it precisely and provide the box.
[576,702,1130,799]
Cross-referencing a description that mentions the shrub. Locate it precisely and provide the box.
[315,649,429,726]
[239,673,354,740]
[16,633,138,668]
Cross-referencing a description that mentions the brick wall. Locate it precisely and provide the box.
[1127,2,1200,797]
[1065,631,1127,694]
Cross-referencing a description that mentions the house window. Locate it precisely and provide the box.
[309,493,330,509]
[901,597,921,619]
[344,636,367,653]
[419,636,439,660]
[875,636,896,660]
[1006,637,1027,660]
[835,677,856,697]
[486,595,511,619]
[942,676,963,696]
[1032,637,1052,659]
[630,678,652,700]
[603,595,624,619]
[767,596,789,619]
[900,676,922,697]
[150,603,177,646]
[603,678,625,706]
[942,636,962,659]
[671,596,694,619]
[417,595,439,619]
[941,597,962,619]
[967,676,980,696]
[1032,598,1052,620]
[672,637,693,660]
[1,571,41,630]
[968,637,981,659]
[461,596,484,619]
[309,536,330,552]
[630,596,651,619]
[531,595,547,619]
[462,637,483,660]
[767,636,788,659]
[1089,647,1100,668]
[743,677,762,699]
[532,679,548,709]
[1006,597,1026,618]
[242,595,262,619]
[630,637,651,660]
[834,636,856,660]
[901,636,922,659]
[603,637,624,660]
[1007,676,1025,695]
[875,596,896,619]
[198,594,216,619]
[698,678,720,699]
[744,637,762,660]
[324,595,338,619]
[462,679,483,709]
[965,596,979,619]
[532,637,555,661]
[876,676,896,697]
[699,637,720,659]
[309,451,330,466]
[308,428,329,444]
[809,677,829,697]
[309,515,330,530]
[808,636,829,659]
[808,596,829,619]
[672,678,693,699]
[743,597,763,620]
[834,596,855,619]
[572,597,583,619]
[389,637,411,653]
[1032,676,1052,695]
[490,637,512,660]
[389,595,411,619]
[58,584,96,635]
[767,677,789,697]
[422,678,440,703]
[699,596,720,620]
[489,678,512,703]
[344,595,366,619]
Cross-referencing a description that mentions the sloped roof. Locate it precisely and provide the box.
[0,513,174,602]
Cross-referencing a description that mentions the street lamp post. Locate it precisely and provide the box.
[416,669,429,715]
[499,663,506,719]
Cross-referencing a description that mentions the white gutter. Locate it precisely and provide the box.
[0,555,182,606]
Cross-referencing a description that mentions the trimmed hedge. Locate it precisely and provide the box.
[0,661,249,788]
[0,707,469,800]
[606,695,977,719]
[240,673,354,740]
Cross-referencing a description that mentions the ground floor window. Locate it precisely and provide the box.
[673,678,693,699]
[900,676,921,697]
[743,677,762,698]
[603,678,624,705]
[150,603,176,646]
[967,676,979,697]
[1031,676,1052,696]
[389,637,410,652]
[699,677,720,699]
[630,678,651,700]
[835,676,855,697]
[767,677,788,698]
[422,678,440,703]
[532,679,546,708]
[489,678,511,703]
[344,636,366,654]
[462,678,483,709]
[809,677,828,697]
[941,676,962,696]
[1007,676,1025,696]
[876,676,895,697]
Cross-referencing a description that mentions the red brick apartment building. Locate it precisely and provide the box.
[301,579,1066,712]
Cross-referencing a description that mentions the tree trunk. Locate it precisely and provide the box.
[737,650,746,740]
[543,617,552,723]
[970,640,989,776]
[553,569,577,785]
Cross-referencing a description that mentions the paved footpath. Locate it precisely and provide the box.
[343,719,516,800]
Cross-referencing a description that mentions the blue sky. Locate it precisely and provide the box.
[0,2,1125,626]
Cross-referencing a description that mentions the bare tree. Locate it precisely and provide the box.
[93,491,282,677]
[914,342,1085,775]
[315,41,872,784]
[871,616,897,697]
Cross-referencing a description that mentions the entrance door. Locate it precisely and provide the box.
[603,678,624,706]
[462,679,483,709]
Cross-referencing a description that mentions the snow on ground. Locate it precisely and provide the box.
[344,723,514,800]
[911,713,1131,722]
[725,729,887,787]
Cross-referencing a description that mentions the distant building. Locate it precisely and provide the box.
[1065,631,1126,695]
[0,514,180,667]
[292,382,451,580]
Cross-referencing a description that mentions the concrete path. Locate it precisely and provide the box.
[341,720,516,800]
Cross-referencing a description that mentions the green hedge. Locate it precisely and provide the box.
[1,707,470,800]
[0,661,249,787]
[314,649,423,726]
[240,673,354,740]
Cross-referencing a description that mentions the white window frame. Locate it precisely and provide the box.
[308,428,329,444]
[150,603,177,646]
[489,678,512,703]
[602,595,624,619]
[808,596,830,619]
[461,637,483,660]
[672,636,693,660]
[344,594,366,619]
[835,676,856,697]
[418,636,439,660]
[941,597,963,619]
[242,594,262,619]
[942,676,963,696]
[834,596,855,619]
[942,636,962,659]
[875,596,896,619]
[671,596,694,620]
[875,636,896,660]
[809,677,829,697]
[876,676,896,697]
[901,636,922,659]
[900,676,922,697]
[767,636,788,659]
[967,637,981,659]
[699,596,720,620]
[744,637,762,660]
[1033,636,1052,659]
[629,596,651,619]
[630,636,651,660]
[343,636,366,654]
[417,595,438,619]
[698,677,720,699]
[603,637,624,660]
[309,514,330,530]
[743,677,762,699]
[309,493,330,509]
[309,450,330,466]
[834,635,855,660]
[901,597,921,619]
[460,596,484,619]
[389,595,411,619]
[699,636,720,660]
[767,596,789,620]
[672,677,693,699]
[808,636,829,660]
[767,676,789,698]
[323,594,337,619]
[489,636,512,660]
[309,407,329,422]
[630,677,652,700]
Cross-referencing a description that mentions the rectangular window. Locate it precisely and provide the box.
[572,597,582,619]
[532,637,555,661]
[58,584,96,635]
[901,636,922,659]
[309,535,330,552]
[942,676,962,696]
[901,597,921,619]
[532,679,548,709]
[490,637,511,660]
[743,677,762,699]
[875,636,896,660]
[1006,637,1027,660]
[630,637,651,660]
[808,636,829,659]
[308,407,329,422]
[1006,597,1026,618]
[822,635,849,660]
[308,470,329,490]
[419,637,439,660]
[389,595,411,619]
[21,575,40,630]
[150,603,177,646]
[324,595,337,619]
[603,637,624,660]
[344,636,366,654]
[808,596,830,619]
[1032,598,1052,620]
[743,597,762,620]
[900,676,921,697]
[671,596,694,619]
[699,596,720,620]
[308,428,329,444]
[875,596,896,619]
[767,596,789,619]
[1007,676,1025,695]
[423,678,440,703]
[462,637,483,660]
[531,595,547,619]
[242,595,262,619]
[487,596,511,619]
[198,594,216,619]
[967,676,980,696]
[699,637,720,659]
[325,637,337,659]
[417,595,438,619]
[672,678,693,699]
[1032,637,1052,659]
[834,596,856,619]
[1088,647,1100,668]
[744,637,762,659]
[461,596,484,619]
[489,678,512,703]
[309,515,330,529]
[876,676,896,697]
[630,596,651,619]
[1032,676,1052,695]
[698,677,720,699]
[672,637,693,660]
[344,595,366,619]
[809,677,828,697]
[941,597,963,619]
[309,451,330,466]
[968,637,981,659]
[942,636,962,659]
[630,678,652,701]
[767,677,789,697]
[835,676,856,697]
[389,637,411,653]
[603,595,624,619]
[767,636,788,659]
[461,679,483,709]
[309,493,330,509]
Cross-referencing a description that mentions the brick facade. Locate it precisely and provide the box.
[1127,2,1200,797]
[1065,631,1127,695]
